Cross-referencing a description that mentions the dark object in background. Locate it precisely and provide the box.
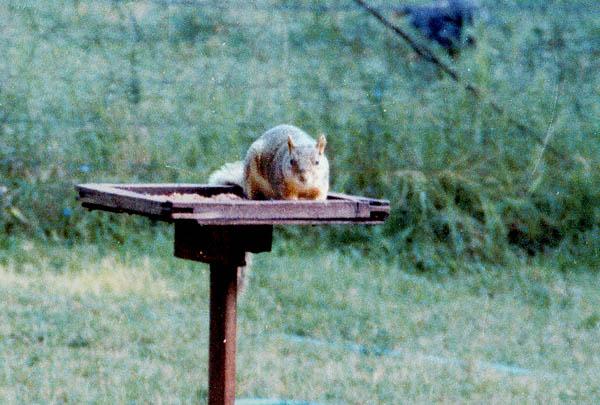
[395,0,477,56]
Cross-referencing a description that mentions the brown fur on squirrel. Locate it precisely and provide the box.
[209,124,329,200]
[209,124,330,291]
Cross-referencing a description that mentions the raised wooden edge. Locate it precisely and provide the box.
[77,183,172,217]
[108,183,245,196]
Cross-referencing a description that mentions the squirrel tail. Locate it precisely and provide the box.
[208,161,251,294]
[208,161,245,188]
[237,252,252,293]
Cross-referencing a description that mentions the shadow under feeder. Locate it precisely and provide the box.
[76,183,389,405]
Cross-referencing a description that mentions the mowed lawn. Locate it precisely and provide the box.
[1,235,599,403]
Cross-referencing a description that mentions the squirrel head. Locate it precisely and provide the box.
[286,134,328,185]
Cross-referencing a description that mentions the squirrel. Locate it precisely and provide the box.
[209,124,329,200]
[208,124,330,291]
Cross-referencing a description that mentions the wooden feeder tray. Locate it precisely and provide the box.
[76,183,389,405]
[76,183,389,225]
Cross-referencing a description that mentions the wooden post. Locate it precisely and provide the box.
[208,261,239,405]
[174,222,273,405]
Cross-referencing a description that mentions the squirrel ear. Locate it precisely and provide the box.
[317,134,327,155]
[287,135,295,153]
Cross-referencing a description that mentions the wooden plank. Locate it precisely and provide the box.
[80,202,170,222]
[182,200,370,220]
[169,215,386,225]
[77,183,166,203]
[327,191,389,206]
[77,184,171,217]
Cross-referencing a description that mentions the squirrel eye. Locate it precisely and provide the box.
[315,160,319,165]
[290,159,295,166]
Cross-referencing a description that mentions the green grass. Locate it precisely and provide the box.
[1,236,599,403]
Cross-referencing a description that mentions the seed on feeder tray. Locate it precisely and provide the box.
[150,193,244,203]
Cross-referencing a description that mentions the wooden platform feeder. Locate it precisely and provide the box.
[76,183,389,405]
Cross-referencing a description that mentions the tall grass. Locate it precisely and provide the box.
[0,0,598,266]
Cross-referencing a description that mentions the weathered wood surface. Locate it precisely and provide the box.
[174,223,273,264]
[76,183,390,225]
[208,261,238,405]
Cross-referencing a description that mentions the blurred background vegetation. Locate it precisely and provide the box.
[0,0,598,270]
